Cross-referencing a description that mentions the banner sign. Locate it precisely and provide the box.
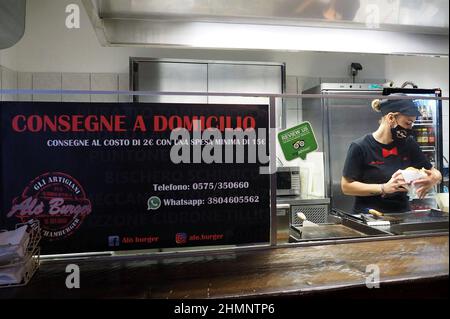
[0,102,270,254]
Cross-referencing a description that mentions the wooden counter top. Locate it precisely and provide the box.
[0,235,448,299]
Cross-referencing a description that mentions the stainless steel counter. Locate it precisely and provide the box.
[338,209,449,237]
[276,196,330,206]
[288,208,449,242]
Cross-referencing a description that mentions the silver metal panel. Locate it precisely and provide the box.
[208,63,282,103]
[443,102,449,117]
[320,77,352,84]
[297,77,320,122]
[32,73,62,102]
[297,77,321,93]
[276,196,331,206]
[443,146,449,168]
[324,91,382,213]
[87,16,449,55]
[62,73,91,102]
[285,76,297,94]
[94,0,449,32]
[276,205,290,236]
[208,63,282,127]
[291,205,329,225]
[443,116,449,149]
[137,62,207,104]
[363,78,388,85]
[320,83,384,91]
[0,66,17,101]
[18,72,32,101]
[285,108,299,129]
[90,74,118,103]
[84,1,448,55]
[301,85,324,150]
[302,84,384,212]
[270,97,277,246]
[285,77,298,126]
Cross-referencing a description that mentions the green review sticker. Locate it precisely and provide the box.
[278,122,318,161]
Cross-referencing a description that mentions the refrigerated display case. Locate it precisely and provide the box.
[383,87,444,181]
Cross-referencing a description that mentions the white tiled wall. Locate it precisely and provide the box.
[62,73,90,102]
[18,72,32,101]
[0,66,18,101]
[90,74,118,103]
[118,73,130,103]
[0,67,130,103]
[32,73,62,102]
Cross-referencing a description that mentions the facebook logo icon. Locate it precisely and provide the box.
[108,236,120,247]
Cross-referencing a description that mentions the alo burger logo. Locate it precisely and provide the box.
[7,172,92,240]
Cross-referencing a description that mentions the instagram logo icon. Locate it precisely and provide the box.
[175,233,188,244]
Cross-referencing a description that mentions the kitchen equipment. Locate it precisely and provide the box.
[365,209,403,224]
[291,224,367,240]
[369,209,448,224]
[361,214,391,226]
[276,166,301,196]
[290,202,330,224]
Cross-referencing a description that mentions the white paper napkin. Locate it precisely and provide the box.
[0,225,30,265]
[400,169,426,184]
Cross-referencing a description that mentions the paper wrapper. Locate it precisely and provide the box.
[400,168,427,184]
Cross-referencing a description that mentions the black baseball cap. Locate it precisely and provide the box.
[380,93,421,117]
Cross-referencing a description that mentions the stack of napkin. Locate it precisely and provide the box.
[0,225,31,285]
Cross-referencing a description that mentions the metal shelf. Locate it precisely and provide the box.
[414,123,434,126]
[419,146,436,152]
[0,220,41,288]
[415,120,434,124]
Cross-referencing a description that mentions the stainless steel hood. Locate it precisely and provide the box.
[82,0,449,55]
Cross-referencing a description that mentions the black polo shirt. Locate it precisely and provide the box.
[342,134,432,213]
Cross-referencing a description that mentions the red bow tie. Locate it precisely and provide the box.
[382,147,398,158]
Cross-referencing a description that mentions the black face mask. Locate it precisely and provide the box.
[391,124,413,144]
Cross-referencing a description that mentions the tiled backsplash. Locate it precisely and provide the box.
[0,66,18,101]
[0,65,129,102]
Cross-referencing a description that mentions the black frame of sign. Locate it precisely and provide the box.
[0,101,271,255]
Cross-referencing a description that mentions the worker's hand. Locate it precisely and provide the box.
[384,170,408,194]
[412,169,439,199]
